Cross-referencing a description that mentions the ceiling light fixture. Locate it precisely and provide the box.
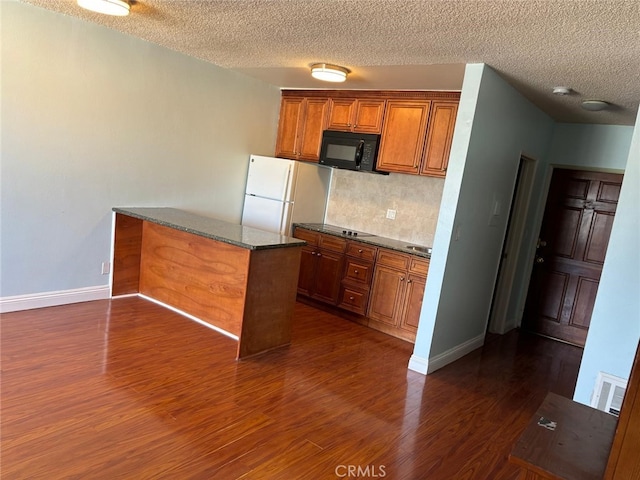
[581,100,609,111]
[552,86,572,96]
[310,63,350,83]
[77,0,130,16]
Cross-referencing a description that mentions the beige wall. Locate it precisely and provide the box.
[325,169,444,247]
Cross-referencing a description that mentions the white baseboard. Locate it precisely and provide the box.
[408,355,429,374]
[0,285,110,313]
[408,333,485,376]
[427,333,485,373]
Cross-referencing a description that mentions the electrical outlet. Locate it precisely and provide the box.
[386,209,396,220]
[101,261,111,275]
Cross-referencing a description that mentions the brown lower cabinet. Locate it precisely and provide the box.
[294,228,345,304]
[293,227,429,342]
[367,250,429,342]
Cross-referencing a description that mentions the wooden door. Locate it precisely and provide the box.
[376,100,431,174]
[297,98,329,161]
[523,169,623,346]
[311,250,344,305]
[352,99,386,133]
[368,265,405,326]
[275,97,304,159]
[399,273,426,334]
[297,246,318,296]
[327,98,355,131]
[420,101,458,177]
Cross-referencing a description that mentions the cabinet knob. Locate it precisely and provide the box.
[400,276,405,282]
[311,251,316,255]
[317,253,322,257]
[358,249,363,253]
[354,269,359,274]
[407,279,413,284]
[349,296,355,301]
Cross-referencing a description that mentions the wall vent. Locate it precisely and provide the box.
[592,372,627,416]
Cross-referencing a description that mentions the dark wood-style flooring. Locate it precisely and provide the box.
[1,297,583,479]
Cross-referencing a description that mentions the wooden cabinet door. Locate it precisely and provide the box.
[377,100,431,174]
[399,274,426,334]
[297,246,317,296]
[352,99,386,133]
[368,265,406,326]
[420,101,458,177]
[297,98,329,161]
[327,99,385,133]
[327,98,355,131]
[275,97,304,160]
[311,250,344,304]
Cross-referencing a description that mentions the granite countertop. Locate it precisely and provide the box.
[294,223,432,259]
[114,207,305,250]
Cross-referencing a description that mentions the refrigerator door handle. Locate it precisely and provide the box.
[280,165,294,202]
[280,202,293,235]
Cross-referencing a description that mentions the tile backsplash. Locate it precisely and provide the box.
[325,169,444,247]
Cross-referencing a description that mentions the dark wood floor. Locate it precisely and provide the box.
[1,297,583,479]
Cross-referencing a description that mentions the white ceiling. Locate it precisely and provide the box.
[20,0,640,125]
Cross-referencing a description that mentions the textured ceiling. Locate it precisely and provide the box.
[19,0,640,125]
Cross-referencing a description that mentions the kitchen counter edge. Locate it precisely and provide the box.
[113,207,305,250]
[293,223,431,259]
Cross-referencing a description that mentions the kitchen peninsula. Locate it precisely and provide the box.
[111,207,304,359]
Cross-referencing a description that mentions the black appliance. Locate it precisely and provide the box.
[318,130,385,173]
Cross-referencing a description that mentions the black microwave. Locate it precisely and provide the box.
[318,130,385,173]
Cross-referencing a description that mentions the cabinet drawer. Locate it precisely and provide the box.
[409,257,430,276]
[293,228,319,246]
[343,259,373,284]
[318,233,347,253]
[346,241,377,261]
[376,249,410,270]
[338,287,369,315]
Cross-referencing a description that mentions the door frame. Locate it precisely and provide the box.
[488,155,537,334]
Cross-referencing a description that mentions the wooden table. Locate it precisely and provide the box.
[111,207,304,359]
[509,392,618,480]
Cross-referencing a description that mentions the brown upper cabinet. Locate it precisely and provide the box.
[376,100,432,174]
[275,90,460,173]
[327,98,386,134]
[420,101,459,177]
[275,96,329,162]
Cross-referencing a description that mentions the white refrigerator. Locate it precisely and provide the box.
[241,155,333,235]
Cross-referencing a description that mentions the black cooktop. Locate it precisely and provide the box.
[315,224,376,238]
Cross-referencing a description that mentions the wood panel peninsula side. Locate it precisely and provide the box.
[111,207,305,359]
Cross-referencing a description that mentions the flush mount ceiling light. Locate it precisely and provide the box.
[581,100,609,111]
[77,0,130,16]
[310,63,350,83]
[552,86,572,96]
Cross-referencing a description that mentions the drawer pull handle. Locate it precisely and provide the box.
[317,253,322,257]
[354,269,359,274]
[349,296,355,301]
[358,249,363,253]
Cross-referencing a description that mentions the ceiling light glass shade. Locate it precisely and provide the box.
[77,0,130,16]
[310,63,350,83]
[581,100,609,111]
